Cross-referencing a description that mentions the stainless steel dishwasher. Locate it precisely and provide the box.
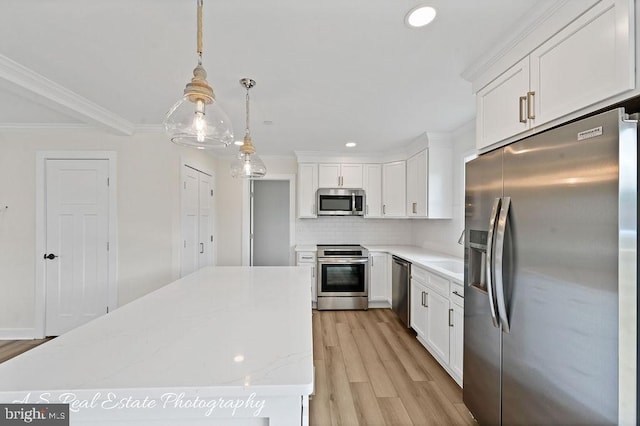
[391,256,411,327]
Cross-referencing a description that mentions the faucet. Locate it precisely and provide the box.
[457,229,465,245]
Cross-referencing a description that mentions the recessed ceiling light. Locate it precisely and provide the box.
[405,5,437,28]
[234,140,244,146]
[345,142,357,148]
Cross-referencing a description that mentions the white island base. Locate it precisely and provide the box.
[0,267,314,426]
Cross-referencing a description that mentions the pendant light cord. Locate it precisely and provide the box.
[245,88,251,137]
[197,0,203,65]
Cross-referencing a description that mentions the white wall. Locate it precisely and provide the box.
[214,156,297,266]
[0,128,216,337]
[411,121,476,257]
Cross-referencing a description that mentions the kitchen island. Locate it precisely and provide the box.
[0,267,314,425]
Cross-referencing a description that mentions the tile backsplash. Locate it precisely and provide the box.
[296,217,412,245]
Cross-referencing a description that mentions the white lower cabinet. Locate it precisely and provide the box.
[296,251,317,306]
[369,252,390,306]
[449,290,464,383]
[410,265,463,386]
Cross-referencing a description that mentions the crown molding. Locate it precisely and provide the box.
[460,0,599,92]
[0,54,134,135]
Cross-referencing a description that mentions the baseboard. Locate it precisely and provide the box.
[0,328,39,340]
[368,300,391,309]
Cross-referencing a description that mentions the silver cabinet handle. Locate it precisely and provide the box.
[412,202,417,214]
[200,242,204,254]
[421,291,425,307]
[519,96,527,123]
[527,91,536,120]
[494,196,511,333]
[449,308,454,327]
[421,291,428,307]
[366,204,369,215]
[452,291,464,299]
[301,256,313,260]
[486,197,501,328]
[383,204,386,215]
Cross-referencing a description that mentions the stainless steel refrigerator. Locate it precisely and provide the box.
[463,108,637,425]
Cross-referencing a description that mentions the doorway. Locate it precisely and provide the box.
[35,152,117,337]
[244,175,295,266]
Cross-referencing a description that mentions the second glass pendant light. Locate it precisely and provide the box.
[230,78,267,179]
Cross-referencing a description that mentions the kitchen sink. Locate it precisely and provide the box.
[427,260,464,275]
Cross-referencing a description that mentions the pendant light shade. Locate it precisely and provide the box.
[230,78,267,179]
[163,0,233,148]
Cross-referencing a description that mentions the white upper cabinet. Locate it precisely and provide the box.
[318,163,363,188]
[382,161,406,218]
[297,163,318,218]
[476,58,531,149]
[530,0,635,125]
[475,0,635,150]
[406,144,453,219]
[363,164,383,218]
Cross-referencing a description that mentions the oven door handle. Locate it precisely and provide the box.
[317,258,369,264]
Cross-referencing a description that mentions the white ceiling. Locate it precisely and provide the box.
[0,0,547,155]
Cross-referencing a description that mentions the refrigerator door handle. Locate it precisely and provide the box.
[485,197,501,328]
[494,196,511,333]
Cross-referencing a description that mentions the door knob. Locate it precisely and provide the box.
[44,253,58,260]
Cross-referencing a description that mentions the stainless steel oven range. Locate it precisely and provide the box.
[317,244,368,310]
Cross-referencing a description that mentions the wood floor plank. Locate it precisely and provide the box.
[350,382,386,425]
[313,310,326,361]
[381,357,434,425]
[378,322,431,382]
[335,323,369,383]
[334,311,349,324]
[378,397,413,426]
[352,328,398,398]
[309,361,334,426]
[415,380,469,425]
[454,402,477,426]
[325,345,360,425]
[321,311,339,347]
[359,311,397,362]
[345,310,364,330]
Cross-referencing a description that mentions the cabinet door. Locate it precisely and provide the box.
[382,161,406,217]
[410,279,427,338]
[476,57,531,150]
[369,253,389,302]
[449,303,464,382]
[363,164,383,218]
[425,287,450,363]
[341,164,363,188]
[427,141,453,219]
[406,150,426,217]
[318,163,340,188]
[530,0,635,126]
[297,163,318,218]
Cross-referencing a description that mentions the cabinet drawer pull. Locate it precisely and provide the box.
[412,202,417,214]
[452,290,464,299]
[527,91,536,120]
[422,291,428,307]
[383,204,386,215]
[449,308,454,327]
[519,96,527,123]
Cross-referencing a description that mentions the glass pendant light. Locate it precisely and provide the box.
[230,78,267,179]
[163,0,233,149]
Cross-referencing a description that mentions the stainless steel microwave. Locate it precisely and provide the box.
[317,189,365,216]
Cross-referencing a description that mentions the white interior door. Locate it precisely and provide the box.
[45,159,110,336]
[181,165,214,276]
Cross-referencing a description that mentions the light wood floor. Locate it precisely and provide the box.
[0,338,52,364]
[0,310,476,425]
[310,308,476,425]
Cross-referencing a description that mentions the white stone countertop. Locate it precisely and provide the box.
[363,245,464,283]
[0,267,314,401]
